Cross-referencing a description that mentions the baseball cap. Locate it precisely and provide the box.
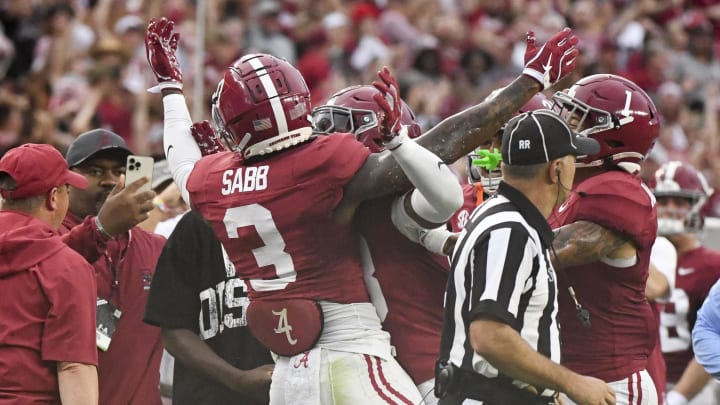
[114,14,144,35]
[501,109,600,166]
[66,129,132,168]
[0,144,88,199]
[151,159,173,191]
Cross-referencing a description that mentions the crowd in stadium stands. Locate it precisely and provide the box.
[3,1,720,405]
[2,0,720,212]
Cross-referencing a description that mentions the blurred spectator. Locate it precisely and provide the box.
[203,19,244,91]
[0,98,23,156]
[454,47,496,107]
[656,81,691,162]
[566,0,608,62]
[0,21,14,78]
[32,4,94,82]
[114,14,151,95]
[297,11,355,103]
[584,37,622,76]
[378,0,436,49]
[403,45,456,129]
[246,0,296,64]
[350,11,390,74]
[667,11,720,107]
[622,40,672,97]
[0,0,42,79]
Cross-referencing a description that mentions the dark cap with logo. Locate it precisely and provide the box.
[66,129,133,168]
[501,109,600,166]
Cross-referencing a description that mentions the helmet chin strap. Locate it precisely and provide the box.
[576,152,644,174]
[242,127,314,159]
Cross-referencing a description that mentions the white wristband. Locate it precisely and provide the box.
[666,390,688,405]
[419,228,455,256]
[147,81,183,94]
[522,68,548,89]
[384,125,409,150]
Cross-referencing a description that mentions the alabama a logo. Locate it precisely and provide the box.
[273,307,297,346]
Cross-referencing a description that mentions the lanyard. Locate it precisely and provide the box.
[102,230,132,306]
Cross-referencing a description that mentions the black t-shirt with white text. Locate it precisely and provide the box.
[144,211,273,405]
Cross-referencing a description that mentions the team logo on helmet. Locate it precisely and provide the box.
[551,74,659,174]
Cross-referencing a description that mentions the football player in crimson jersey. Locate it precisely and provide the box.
[549,74,661,405]
[648,161,720,405]
[313,85,475,404]
[312,88,557,404]
[146,16,579,404]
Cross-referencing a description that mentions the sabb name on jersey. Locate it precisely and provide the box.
[222,165,269,195]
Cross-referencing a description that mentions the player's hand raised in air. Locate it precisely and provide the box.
[145,17,183,93]
[372,67,404,149]
[523,28,579,90]
[191,120,226,156]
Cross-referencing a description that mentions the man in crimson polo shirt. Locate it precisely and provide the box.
[0,144,98,404]
[60,130,167,405]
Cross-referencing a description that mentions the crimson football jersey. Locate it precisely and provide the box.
[549,170,658,382]
[187,134,371,303]
[356,184,475,384]
[448,183,480,232]
[660,246,720,383]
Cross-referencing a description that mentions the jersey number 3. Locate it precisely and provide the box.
[224,204,297,291]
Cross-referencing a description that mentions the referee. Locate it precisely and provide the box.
[436,110,615,405]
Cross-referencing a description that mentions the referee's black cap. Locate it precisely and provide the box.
[501,109,599,166]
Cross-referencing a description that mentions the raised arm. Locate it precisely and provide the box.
[375,70,463,226]
[145,17,201,204]
[343,29,579,206]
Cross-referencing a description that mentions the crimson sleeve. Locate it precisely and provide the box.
[569,177,657,249]
[39,250,98,366]
[61,216,109,264]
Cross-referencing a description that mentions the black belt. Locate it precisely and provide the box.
[435,363,557,405]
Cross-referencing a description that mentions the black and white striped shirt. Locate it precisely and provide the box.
[439,181,560,397]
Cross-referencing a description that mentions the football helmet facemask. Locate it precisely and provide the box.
[470,93,552,193]
[312,85,421,153]
[649,161,714,235]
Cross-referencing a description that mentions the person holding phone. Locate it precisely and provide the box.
[60,129,167,405]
